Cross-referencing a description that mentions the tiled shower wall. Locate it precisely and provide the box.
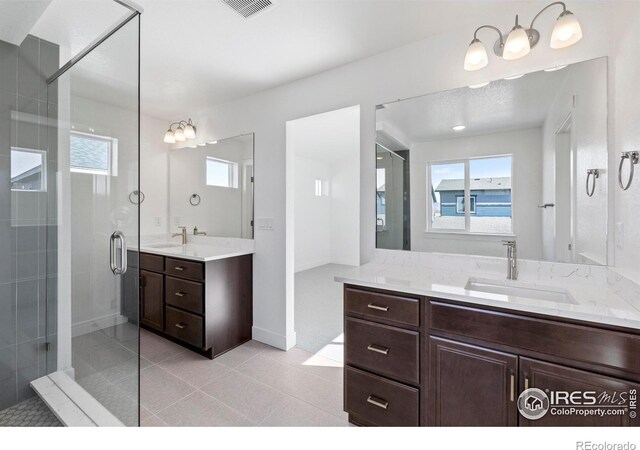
[0,35,58,410]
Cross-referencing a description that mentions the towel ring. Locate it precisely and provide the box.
[129,190,145,204]
[585,169,599,198]
[189,194,201,206]
[619,151,639,191]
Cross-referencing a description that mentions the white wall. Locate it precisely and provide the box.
[294,155,332,271]
[173,3,614,349]
[612,1,640,283]
[330,151,360,266]
[140,114,170,237]
[410,128,543,259]
[541,57,608,264]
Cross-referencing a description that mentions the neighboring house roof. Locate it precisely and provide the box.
[11,165,41,184]
[435,177,511,192]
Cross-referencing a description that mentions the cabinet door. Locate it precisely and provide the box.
[429,337,518,426]
[140,270,164,331]
[519,358,640,426]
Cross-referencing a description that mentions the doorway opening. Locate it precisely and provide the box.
[286,105,360,362]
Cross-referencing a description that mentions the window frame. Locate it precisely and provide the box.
[69,130,118,176]
[206,156,239,189]
[10,147,47,192]
[426,154,515,236]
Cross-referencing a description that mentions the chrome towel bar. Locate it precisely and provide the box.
[619,151,638,191]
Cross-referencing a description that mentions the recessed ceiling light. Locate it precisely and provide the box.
[197,143,206,147]
[452,125,466,131]
[468,81,490,89]
[504,74,525,80]
[376,156,383,160]
[544,64,568,72]
[207,140,218,145]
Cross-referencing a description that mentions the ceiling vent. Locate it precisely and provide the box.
[221,0,277,19]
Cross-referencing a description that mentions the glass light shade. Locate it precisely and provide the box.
[174,127,186,142]
[184,124,196,140]
[464,39,488,71]
[163,130,176,144]
[550,11,583,49]
[503,26,531,60]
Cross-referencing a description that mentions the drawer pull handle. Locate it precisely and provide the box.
[175,323,187,329]
[510,374,515,402]
[174,266,185,271]
[367,303,389,312]
[174,292,187,297]
[366,395,389,410]
[367,344,389,355]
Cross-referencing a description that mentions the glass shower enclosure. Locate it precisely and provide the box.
[43,4,141,426]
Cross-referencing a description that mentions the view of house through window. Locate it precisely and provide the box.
[430,156,512,234]
[70,131,116,175]
[376,167,386,230]
[206,156,238,188]
[10,148,46,191]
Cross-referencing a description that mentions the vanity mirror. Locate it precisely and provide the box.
[169,133,254,239]
[375,57,608,265]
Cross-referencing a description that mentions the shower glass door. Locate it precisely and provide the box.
[46,13,140,426]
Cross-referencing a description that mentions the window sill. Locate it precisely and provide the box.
[423,230,516,239]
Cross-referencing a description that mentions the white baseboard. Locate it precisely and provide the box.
[294,258,331,273]
[252,326,296,350]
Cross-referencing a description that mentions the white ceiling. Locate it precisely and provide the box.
[25,0,560,121]
[0,0,51,45]
[377,65,573,143]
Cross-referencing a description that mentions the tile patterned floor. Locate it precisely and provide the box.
[136,330,348,427]
[0,396,62,427]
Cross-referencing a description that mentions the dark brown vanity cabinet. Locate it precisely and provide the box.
[429,337,518,426]
[124,251,253,359]
[343,284,640,427]
[140,270,164,331]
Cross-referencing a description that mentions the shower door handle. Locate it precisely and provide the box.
[110,231,128,275]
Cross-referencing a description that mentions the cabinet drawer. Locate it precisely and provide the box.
[429,301,640,375]
[165,258,204,281]
[345,287,419,327]
[140,253,164,272]
[164,306,203,348]
[345,317,419,385]
[345,366,419,427]
[165,277,204,315]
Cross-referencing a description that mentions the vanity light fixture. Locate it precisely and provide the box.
[163,118,197,143]
[452,125,466,131]
[464,2,583,71]
[468,81,491,89]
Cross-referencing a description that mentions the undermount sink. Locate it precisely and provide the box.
[143,242,183,249]
[464,277,576,304]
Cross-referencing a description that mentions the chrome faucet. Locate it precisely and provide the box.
[172,226,187,245]
[193,226,207,236]
[502,240,518,280]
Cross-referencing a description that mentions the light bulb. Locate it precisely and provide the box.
[550,11,583,49]
[174,127,186,142]
[464,39,488,71]
[503,25,531,60]
[163,130,176,144]
[184,124,196,140]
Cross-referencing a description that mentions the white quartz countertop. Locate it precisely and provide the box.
[335,262,640,331]
[137,242,254,262]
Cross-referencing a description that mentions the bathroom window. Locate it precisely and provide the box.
[428,155,513,234]
[206,157,238,188]
[11,148,46,192]
[70,131,117,176]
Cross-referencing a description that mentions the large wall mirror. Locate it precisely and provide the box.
[375,57,608,265]
[169,133,254,239]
